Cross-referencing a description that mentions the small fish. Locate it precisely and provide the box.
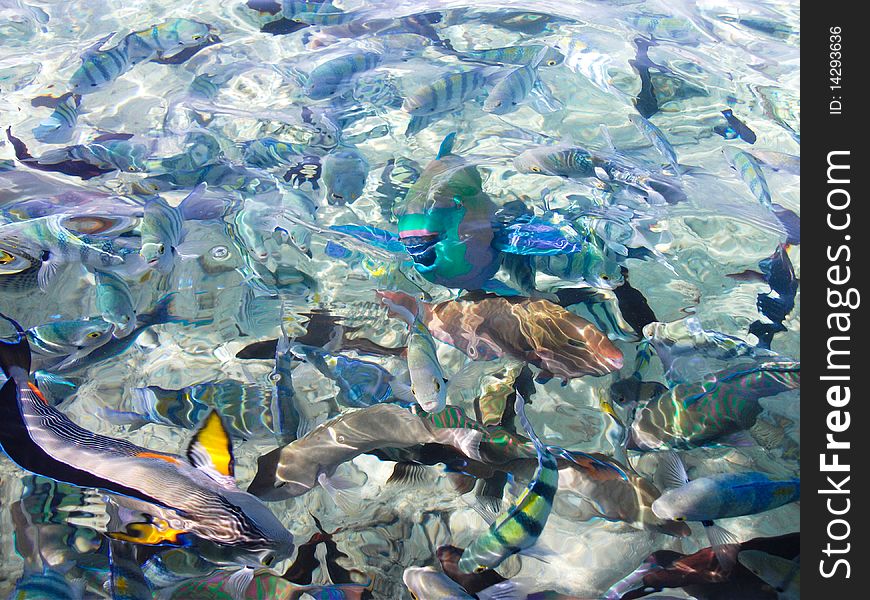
[715,109,757,143]
[628,113,679,175]
[22,134,150,174]
[723,145,771,209]
[460,44,563,67]
[31,93,82,144]
[305,51,382,100]
[749,149,800,176]
[379,293,447,413]
[402,69,489,117]
[458,393,557,573]
[321,147,369,205]
[25,318,114,371]
[0,316,294,562]
[94,269,136,338]
[8,566,85,600]
[483,51,548,115]
[139,184,216,273]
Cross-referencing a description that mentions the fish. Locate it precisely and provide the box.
[31,93,82,144]
[737,550,799,600]
[0,314,294,563]
[514,144,686,204]
[748,244,799,349]
[402,69,489,117]
[628,361,800,451]
[0,214,130,291]
[378,291,623,383]
[715,109,757,144]
[7,566,86,600]
[25,317,115,372]
[379,293,447,413]
[6,127,114,180]
[11,131,150,177]
[482,49,550,115]
[604,532,799,599]
[628,113,679,175]
[290,343,415,408]
[652,455,800,522]
[305,51,382,100]
[457,392,557,573]
[94,269,137,338]
[247,403,483,504]
[321,147,369,205]
[460,44,563,67]
[722,146,771,209]
[396,133,500,290]
[612,267,657,335]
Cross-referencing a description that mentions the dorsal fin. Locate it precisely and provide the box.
[187,411,235,481]
[436,132,457,159]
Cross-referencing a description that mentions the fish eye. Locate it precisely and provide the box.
[192,35,202,41]
[128,166,137,172]
[494,100,502,107]
[530,166,541,173]
[269,372,282,382]
[675,517,685,522]
[434,381,441,392]
[547,60,557,66]
[331,193,343,200]
[601,274,610,281]
[157,244,165,255]
[474,566,488,573]
[87,331,101,339]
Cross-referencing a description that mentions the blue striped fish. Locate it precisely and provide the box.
[139,183,212,273]
[305,51,382,100]
[458,393,557,573]
[402,69,489,117]
[0,316,294,564]
[461,44,564,67]
[629,113,680,175]
[31,93,82,144]
[69,33,133,93]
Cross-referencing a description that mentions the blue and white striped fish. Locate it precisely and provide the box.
[305,51,382,100]
[0,315,294,564]
[139,183,209,273]
[32,93,82,144]
[458,393,557,573]
[402,69,489,117]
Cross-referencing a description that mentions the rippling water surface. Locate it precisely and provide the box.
[1,0,798,598]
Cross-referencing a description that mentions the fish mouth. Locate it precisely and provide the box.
[401,234,440,268]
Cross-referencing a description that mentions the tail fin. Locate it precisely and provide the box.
[0,313,30,379]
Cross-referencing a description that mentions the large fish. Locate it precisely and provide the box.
[628,361,800,451]
[378,290,623,383]
[0,315,294,564]
[396,133,500,290]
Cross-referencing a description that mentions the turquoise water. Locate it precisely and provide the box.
[0,1,798,598]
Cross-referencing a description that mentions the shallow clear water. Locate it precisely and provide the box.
[0,0,798,598]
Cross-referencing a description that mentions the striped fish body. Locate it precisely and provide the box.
[464,44,563,67]
[652,472,800,521]
[131,18,210,56]
[299,346,395,407]
[407,318,447,413]
[9,567,82,600]
[66,140,149,172]
[483,63,539,114]
[32,94,81,144]
[70,43,132,93]
[94,270,136,337]
[402,69,488,116]
[305,51,381,100]
[140,196,184,272]
[459,395,557,572]
[723,147,772,209]
[513,145,598,178]
[629,361,800,450]
[0,330,294,560]
[26,318,114,363]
